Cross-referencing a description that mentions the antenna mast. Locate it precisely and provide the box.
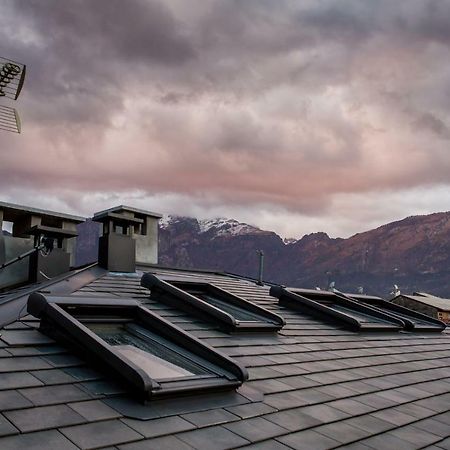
[0,56,26,133]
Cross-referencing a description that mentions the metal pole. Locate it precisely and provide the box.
[256,250,264,286]
[0,244,44,271]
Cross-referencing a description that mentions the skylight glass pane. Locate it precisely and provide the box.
[86,322,211,380]
[192,291,263,322]
[115,345,194,379]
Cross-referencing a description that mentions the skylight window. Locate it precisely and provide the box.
[270,286,405,332]
[141,274,285,332]
[348,293,446,332]
[27,294,247,400]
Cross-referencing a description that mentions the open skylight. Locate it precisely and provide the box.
[270,286,406,332]
[27,293,247,400]
[141,273,285,332]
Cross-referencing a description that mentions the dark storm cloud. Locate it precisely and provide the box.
[413,113,450,140]
[18,0,195,64]
[0,0,195,127]
[0,0,449,220]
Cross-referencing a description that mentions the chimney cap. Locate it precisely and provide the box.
[93,205,162,220]
[26,224,78,239]
[92,211,144,225]
[0,201,85,224]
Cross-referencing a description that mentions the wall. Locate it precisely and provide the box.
[0,235,34,290]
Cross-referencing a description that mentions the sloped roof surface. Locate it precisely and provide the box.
[400,294,450,312]
[0,265,449,449]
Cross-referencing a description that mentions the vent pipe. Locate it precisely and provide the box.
[256,249,264,286]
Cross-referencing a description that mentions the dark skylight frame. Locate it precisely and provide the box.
[27,293,248,400]
[348,293,446,332]
[270,286,406,332]
[141,273,285,332]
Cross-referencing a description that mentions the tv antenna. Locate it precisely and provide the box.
[0,56,26,133]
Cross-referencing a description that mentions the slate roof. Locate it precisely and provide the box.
[398,294,450,312]
[0,264,449,449]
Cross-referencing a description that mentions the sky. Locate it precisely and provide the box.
[1,0,449,239]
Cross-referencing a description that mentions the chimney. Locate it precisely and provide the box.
[93,206,161,273]
[0,201,84,289]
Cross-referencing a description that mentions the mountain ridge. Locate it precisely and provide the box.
[159,211,450,297]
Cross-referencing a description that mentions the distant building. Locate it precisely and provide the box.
[392,292,450,324]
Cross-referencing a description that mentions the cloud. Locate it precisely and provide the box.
[0,0,449,236]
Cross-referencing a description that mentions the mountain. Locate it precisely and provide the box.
[159,212,450,297]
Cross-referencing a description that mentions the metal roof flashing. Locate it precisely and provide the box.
[26,293,247,402]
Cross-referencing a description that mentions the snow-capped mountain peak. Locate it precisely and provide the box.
[158,215,173,229]
[159,215,266,237]
[198,218,262,237]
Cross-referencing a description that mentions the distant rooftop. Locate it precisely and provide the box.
[401,293,450,312]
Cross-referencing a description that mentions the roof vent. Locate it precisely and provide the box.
[93,206,162,273]
[0,201,84,289]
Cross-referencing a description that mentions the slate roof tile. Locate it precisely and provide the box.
[362,431,433,449]
[68,399,122,421]
[225,402,277,419]
[0,414,18,437]
[392,402,437,420]
[182,408,240,427]
[176,425,250,450]
[416,395,450,413]
[0,330,54,346]
[121,415,196,438]
[264,408,322,432]
[0,357,52,373]
[118,435,195,450]
[314,421,369,445]
[0,390,33,411]
[30,368,76,385]
[327,398,376,416]
[223,416,289,442]
[62,366,103,381]
[239,440,292,450]
[60,419,143,449]
[0,429,78,450]
[415,418,450,438]
[371,408,419,426]
[276,428,341,449]
[435,437,450,449]
[346,415,395,436]
[19,384,92,406]
[4,404,86,432]
[296,403,351,423]
[41,353,84,368]
[0,372,43,390]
